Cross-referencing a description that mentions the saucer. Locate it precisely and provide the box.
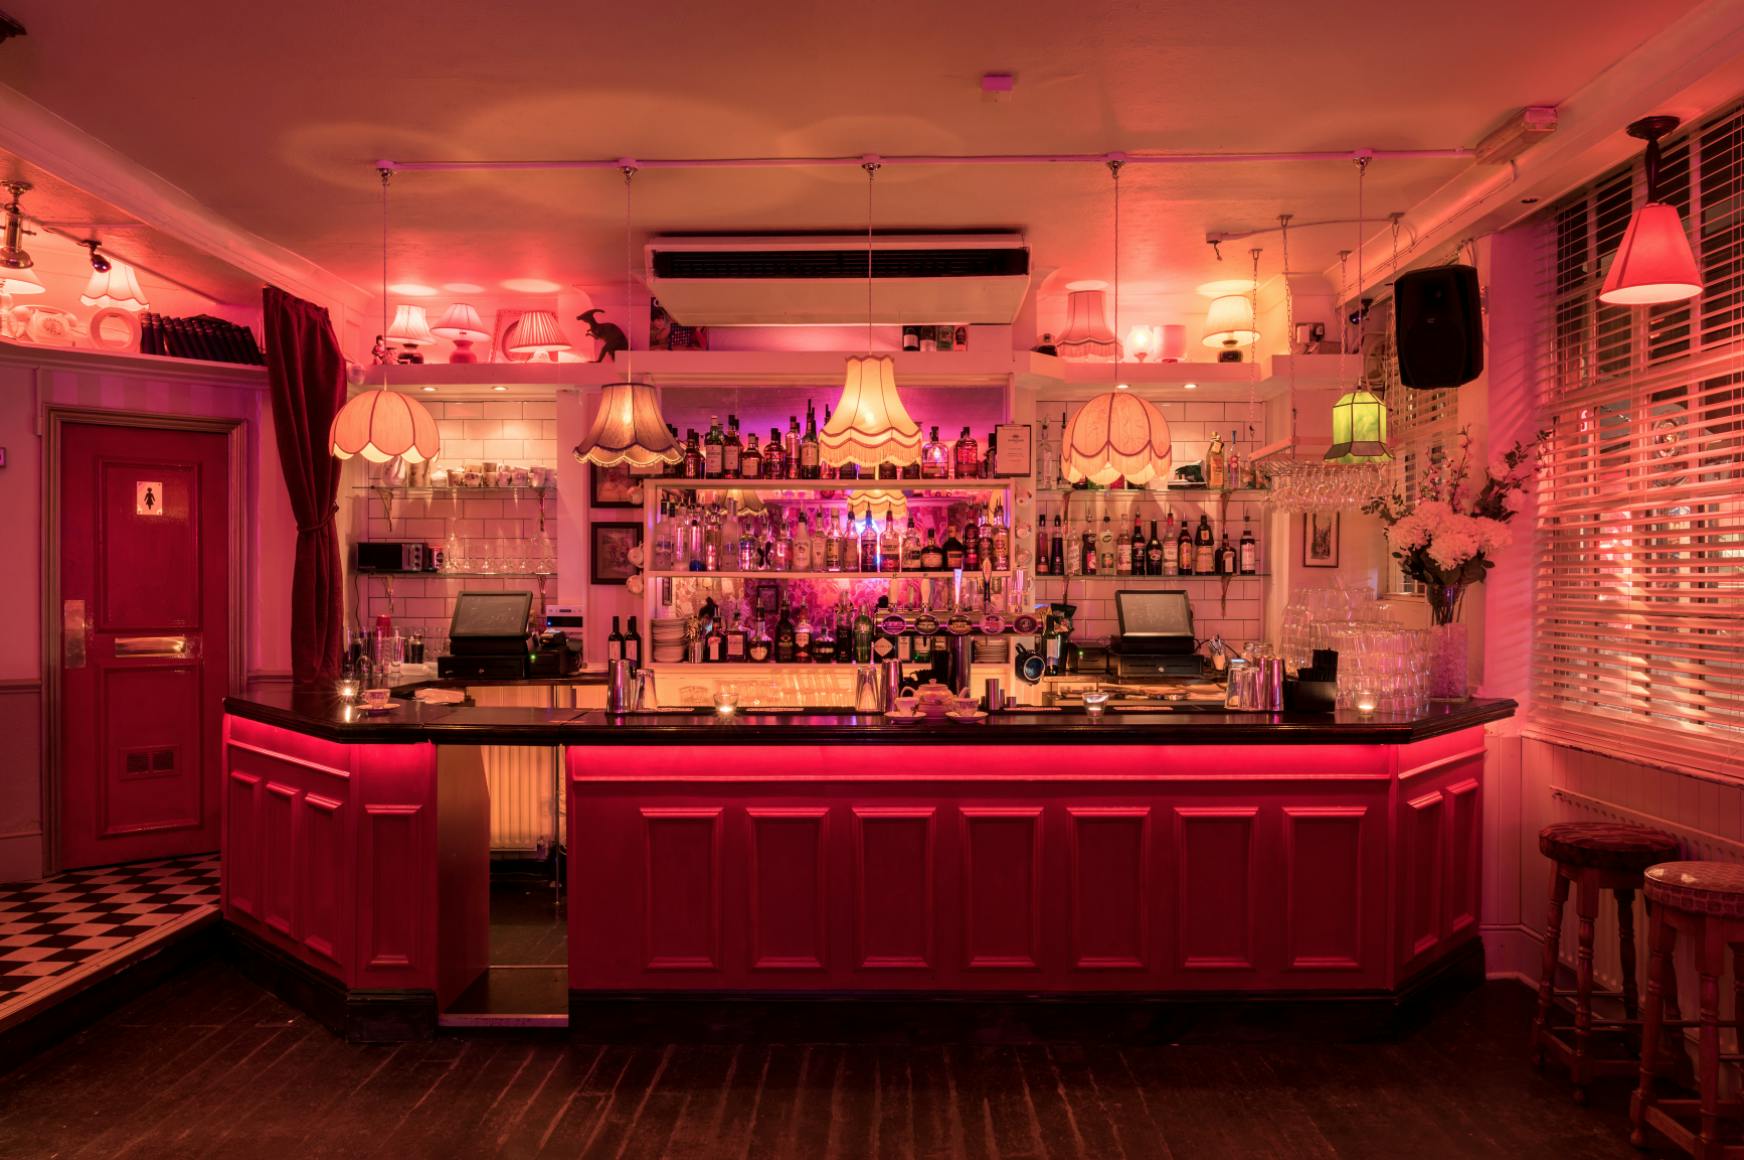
[355,702,400,715]
[884,710,925,723]
[946,709,989,722]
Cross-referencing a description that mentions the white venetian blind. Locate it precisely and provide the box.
[1532,97,1744,775]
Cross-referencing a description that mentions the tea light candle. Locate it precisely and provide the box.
[336,677,360,702]
[1354,691,1378,716]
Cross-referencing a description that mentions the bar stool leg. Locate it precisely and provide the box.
[1618,888,1640,1020]
[1534,865,1571,1067]
[1633,903,1672,1149]
[1697,924,1724,1160]
[1574,871,1600,1101]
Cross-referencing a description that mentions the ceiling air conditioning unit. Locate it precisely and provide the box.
[644,233,1030,326]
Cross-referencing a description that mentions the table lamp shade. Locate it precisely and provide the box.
[329,387,441,464]
[1202,295,1259,348]
[1062,390,1173,486]
[80,259,149,311]
[506,309,571,354]
[1157,323,1187,361]
[1323,389,1391,463]
[1599,202,1702,305]
[572,379,684,469]
[1056,287,1119,360]
[819,355,923,468]
[386,304,436,346]
[431,302,491,341]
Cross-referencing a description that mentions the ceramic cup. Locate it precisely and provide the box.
[363,688,391,709]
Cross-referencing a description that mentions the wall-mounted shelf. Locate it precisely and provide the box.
[1034,573,1269,582]
[360,570,557,580]
[651,569,1014,581]
[651,479,1011,493]
[1033,487,1271,499]
[353,485,556,500]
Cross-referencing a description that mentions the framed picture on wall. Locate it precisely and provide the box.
[589,462,643,508]
[1302,512,1341,568]
[590,522,643,586]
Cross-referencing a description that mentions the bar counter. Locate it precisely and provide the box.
[220,683,1513,1040]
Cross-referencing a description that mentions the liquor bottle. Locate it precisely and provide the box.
[1194,514,1215,576]
[901,325,920,352]
[852,600,875,663]
[651,501,672,570]
[870,596,898,662]
[943,524,966,571]
[879,508,901,573]
[772,513,794,571]
[963,515,981,570]
[724,607,747,662]
[983,430,998,479]
[765,427,786,479]
[1115,520,1132,575]
[809,511,827,571]
[1206,431,1226,490]
[606,616,625,662]
[811,611,836,663]
[1225,430,1241,492]
[921,426,949,480]
[1239,514,1258,574]
[1146,520,1164,577]
[739,515,759,571]
[824,515,843,572]
[991,505,1011,572]
[1162,513,1178,576]
[703,614,726,663]
[704,415,725,478]
[774,603,797,662]
[800,401,821,479]
[747,616,773,663]
[795,603,814,663]
[920,527,944,571]
[1099,514,1115,573]
[953,426,980,479]
[1177,517,1195,575]
[1217,531,1238,576]
[784,416,801,480]
[1132,513,1147,575]
[723,415,742,478]
[1082,522,1099,576]
[1057,410,1070,487]
[703,506,722,572]
[1064,517,1082,576]
[682,429,703,479]
[1035,518,1050,575]
[1049,515,1064,576]
[740,432,762,480]
[902,516,923,572]
[1037,418,1055,492]
[859,512,879,573]
[792,512,813,572]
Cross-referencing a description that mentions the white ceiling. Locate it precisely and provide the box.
[0,0,1704,323]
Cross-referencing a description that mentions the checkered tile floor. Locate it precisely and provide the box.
[0,855,219,1026]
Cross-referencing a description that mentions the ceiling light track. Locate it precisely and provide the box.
[374,147,1471,175]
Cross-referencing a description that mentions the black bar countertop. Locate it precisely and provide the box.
[225,683,1515,747]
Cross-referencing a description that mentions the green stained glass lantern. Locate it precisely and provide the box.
[1323,388,1392,463]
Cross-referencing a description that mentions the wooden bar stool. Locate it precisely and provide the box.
[1634,861,1744,1159]
[1531,821,1681,1101]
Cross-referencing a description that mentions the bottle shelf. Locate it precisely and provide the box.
[1033,486,1270,499]
[651,479,1012,493]
[1033,572,1270,582]
[353,485,556,499]
[649,569,1015,581]
[358,570,557,579]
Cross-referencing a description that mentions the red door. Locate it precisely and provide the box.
[59,422,230,869]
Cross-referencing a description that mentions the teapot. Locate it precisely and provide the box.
[909,679,958,717]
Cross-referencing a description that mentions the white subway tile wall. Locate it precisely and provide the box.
[354,400,560,639]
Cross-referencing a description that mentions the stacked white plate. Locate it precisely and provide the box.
[650,618,688,664]
[972,636,1010,664]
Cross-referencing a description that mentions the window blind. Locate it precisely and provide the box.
[1532,97,1744,775]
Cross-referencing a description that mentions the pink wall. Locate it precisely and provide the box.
[0,348,296,882]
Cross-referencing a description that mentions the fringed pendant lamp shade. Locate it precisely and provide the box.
[0,264,44,295]
[819,354,923,469]
[1056,284,1119,360]
[80,260,149,311]
[1323,388,1391,463]
[1061,391,1173,486]
[847,489,908,521]
[572,377,684,469]
[1599,115,1702,306]
[330,388,441,464]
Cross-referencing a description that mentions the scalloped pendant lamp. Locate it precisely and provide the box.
[329,386,441,464]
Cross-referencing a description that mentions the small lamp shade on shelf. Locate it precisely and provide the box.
[572,378,684,469]
[819,354,923,469]
[329,387,441,464]
[430,303,490,364]
[1599,202,1702,305]
[1323,389,1391,463]
[1061,391,1173,486]
[1201,295,1259,349]
[506,309,571,359]
[1055,285,1119,361]
[0,264,44,295]
[79,259,149,311]
[385,304,436,347]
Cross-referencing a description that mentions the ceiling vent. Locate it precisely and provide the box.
[645,233,1031,326]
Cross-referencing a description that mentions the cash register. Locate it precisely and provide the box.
[1106,589,1205,680]
[437,591,535,680]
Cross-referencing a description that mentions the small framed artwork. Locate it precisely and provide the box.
[590,522,643,585]
[993,422,1033,477]
[1302,512,1341,568]
[589,462,643,508]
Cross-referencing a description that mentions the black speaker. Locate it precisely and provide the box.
[1395,265,1483,388]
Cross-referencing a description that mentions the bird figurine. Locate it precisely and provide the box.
[577,309,628,362]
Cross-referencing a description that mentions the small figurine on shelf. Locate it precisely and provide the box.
[371,334,393,364]
[577,309,628,362]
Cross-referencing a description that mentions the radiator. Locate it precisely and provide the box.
[468,685,562,855]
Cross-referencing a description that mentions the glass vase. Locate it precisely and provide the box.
[1426,582,1470,701]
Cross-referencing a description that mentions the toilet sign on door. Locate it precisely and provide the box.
[136,481,163,516]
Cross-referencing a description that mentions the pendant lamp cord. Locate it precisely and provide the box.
[1281,214,1296,454]
[863,159,879,355]
[378,167,391,350]
[1109,156,1123,380]
[1246,245,1261,449]
[1354,154,1369,369]
[622,165,637,380]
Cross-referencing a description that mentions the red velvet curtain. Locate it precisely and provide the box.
[263,287,348,687]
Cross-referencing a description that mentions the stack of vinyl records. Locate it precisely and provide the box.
[139,313,265,365]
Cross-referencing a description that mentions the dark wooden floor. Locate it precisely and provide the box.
[0,957,1672,1159]
[489,873,566,967]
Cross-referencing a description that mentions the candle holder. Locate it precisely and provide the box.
[336,677,361,702]
[1354,691,1378,716]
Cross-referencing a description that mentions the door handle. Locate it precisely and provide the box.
[115,635,196,658]
[64,599,87,669]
